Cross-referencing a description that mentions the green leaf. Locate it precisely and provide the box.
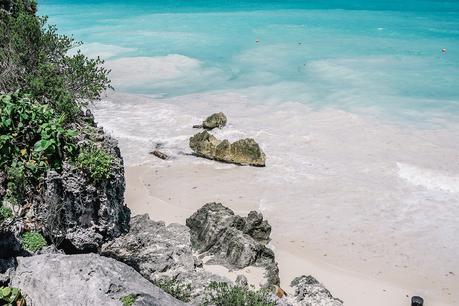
[2,118,11,127]
[1,287,11,297]
[66,129,78,137]
[33,139,54,152]
[11,287,19,297]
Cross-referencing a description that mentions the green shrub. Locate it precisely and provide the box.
[202,282,275,306]
[21,231,47,252]
[0,286,26,306]
[0,0,111,120]
[0,206,13,221]
[0,92,77,205]
[76,144,113,182]
[153,279,192,302]
[0,0,114,236]
[119,294,136,306]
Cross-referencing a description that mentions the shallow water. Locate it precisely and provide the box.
[40,0,459,119]
[39,0,459,303]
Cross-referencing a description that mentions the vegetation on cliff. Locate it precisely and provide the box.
[0,0,116,243]
[0,0,111,118]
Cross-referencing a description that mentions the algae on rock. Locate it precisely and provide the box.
[202,112,227,130]
[189,131,266,167]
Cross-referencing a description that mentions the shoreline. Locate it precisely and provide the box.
[125,164,456,306]
[91,91,459,306]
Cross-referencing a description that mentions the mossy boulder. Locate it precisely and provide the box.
[189,131,266,167]
[202,112,227,130]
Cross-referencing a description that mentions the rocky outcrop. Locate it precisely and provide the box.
[31,134,130,253]
[101,214,228,304]
[10,253,186,306]
[186,202,279,286]
[202,112,227,130]
[287,275,343,306]
[101,214,196,280]
[189,131,266,167]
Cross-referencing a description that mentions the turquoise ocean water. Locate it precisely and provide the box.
[39,0,459,120]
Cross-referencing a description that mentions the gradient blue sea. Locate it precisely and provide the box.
[39,0,459,120]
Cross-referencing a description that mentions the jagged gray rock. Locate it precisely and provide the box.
[31,134,130,253]
[10,253,186,306]
[235,275,248,287]
[202,112,227,130]
[101,214,195,280]
[243,211,272,244]
[186,202,279,287]
[189,131,266,167]
[288,275,343,306]
[101,214,229,304]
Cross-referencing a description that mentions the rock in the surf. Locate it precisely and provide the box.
[202,112,227,130]
[189,131,266,167]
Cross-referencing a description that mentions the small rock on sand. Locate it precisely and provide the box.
[150,150,169,160]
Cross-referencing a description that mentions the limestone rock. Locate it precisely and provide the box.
[235,275,248,287]
[289,275,343,306]
[189,131,266,167]
[10,253,186,306]
[243,211,272,245]
[202,112,227,130]
[101,214,229,304]
[186,202,279,286]
[32,134,130,253]
[101,214,195,280]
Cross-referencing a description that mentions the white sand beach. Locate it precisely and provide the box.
[124,164,455,306]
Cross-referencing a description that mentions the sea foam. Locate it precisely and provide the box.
[397,162,459,193]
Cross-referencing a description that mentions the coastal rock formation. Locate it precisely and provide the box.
[202,112,227,130]
[189,131,266,166]
[289,275,343,306]
[101,214,229,303]
[186,202,279,286]
[10,253,186,306]
[33,134,130,253]
[101,214,196,280]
